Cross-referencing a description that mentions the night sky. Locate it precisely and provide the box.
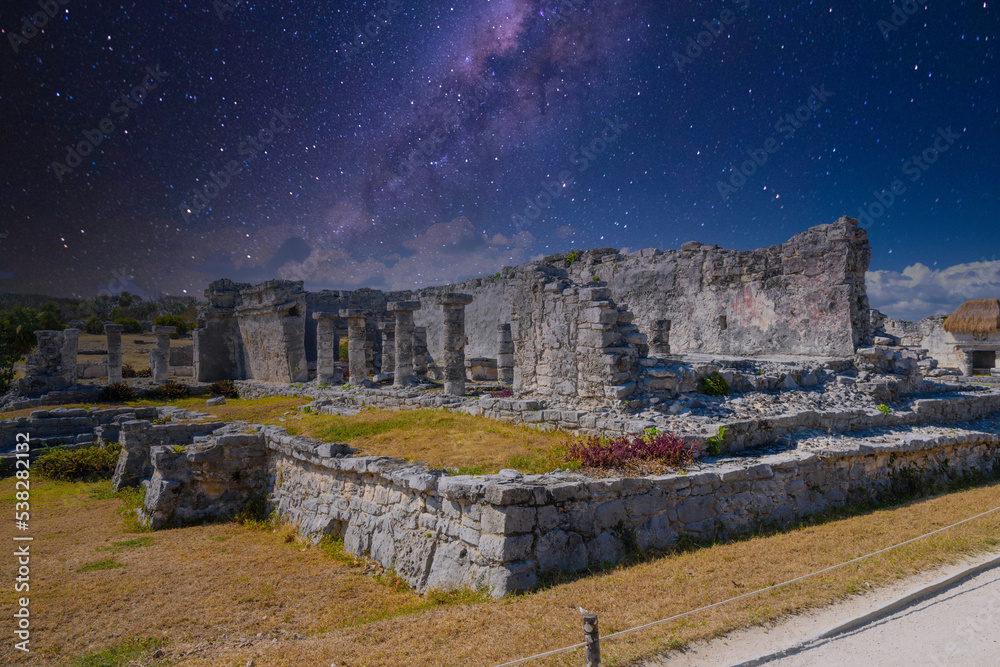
[1,1,997,320]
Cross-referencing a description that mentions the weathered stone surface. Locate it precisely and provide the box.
[104,324,124,384]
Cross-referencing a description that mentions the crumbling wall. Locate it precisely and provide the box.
[140,426,268,529]
[510,273,642,402]
[235,280,308,383]
[412,217,872,361]
[11,330,77,396]
[561,216,871,357]
[194,279,250,382]
[136,419,1000,597]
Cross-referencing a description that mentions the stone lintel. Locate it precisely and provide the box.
[312,311,339,320]
[388,300,422,312]
[435,293,473,306]
[339,308,368,319]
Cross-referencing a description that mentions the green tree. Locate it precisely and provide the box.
[0,308,41,392]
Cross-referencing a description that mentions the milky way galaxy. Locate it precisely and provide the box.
[2,1,998,319]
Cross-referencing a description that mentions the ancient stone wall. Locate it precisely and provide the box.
[136,417,999,597]
[194,279,250,382]
[235,280,309,383]
[408,217,871,361]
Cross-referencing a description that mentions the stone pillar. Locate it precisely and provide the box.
[340,309,368,385]
[378,319,396,375]
[497,323,514,385]
[150,325,175,383]
[104,323,124,384]
[388,301,421,387]
[436,293,473,396]
[314,312,342,384]
[60,328,79,385]
[413,326,428,380]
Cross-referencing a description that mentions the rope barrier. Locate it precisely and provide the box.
[495,503,1000,666]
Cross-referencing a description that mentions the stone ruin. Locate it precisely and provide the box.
[8,215,1000,596]
[187,217,882,405]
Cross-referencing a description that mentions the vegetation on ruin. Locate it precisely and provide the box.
[568,428,696,473]
[565,249,580,265]
[98,382,138,402]
[0,305,58,391]
[121,363,151,378]
[697,371,731,396]
[3,470,998,666]
[209,379,240,398]
[877,403,891,414]
[34,442,122,482]
[146,381,191,400]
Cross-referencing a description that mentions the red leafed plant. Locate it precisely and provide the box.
[568,428,695,471]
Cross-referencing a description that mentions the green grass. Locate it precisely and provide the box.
[77,558,124,572]
[69,637,163,667]
[105,536,155,552]
[116,485,150,533]
[34,442,122,482]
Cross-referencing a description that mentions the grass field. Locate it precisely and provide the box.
[1,475,998,666]
[3,396,580,474]
[13,333,193,380]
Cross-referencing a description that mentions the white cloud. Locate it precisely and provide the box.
[277,216,535,290]
[867,260,1000,321]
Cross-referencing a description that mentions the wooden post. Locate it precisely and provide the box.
[584,614,600,667]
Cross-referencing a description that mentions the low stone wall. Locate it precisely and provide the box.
[137,417,1000,597]
[140,425,268,528]
[112,419,227,489]
[0,406,159,449]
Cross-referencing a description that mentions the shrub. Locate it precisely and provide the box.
[697,372,730,396]
[100,382,137,402]
[565,250,580,266]
[153,314,189,337]
[83,315,105,335]
[877,403,891,415]
[568,430,694,470]
[113,317,143,334]
[209,379,239,398]
[122,363,151,378]
[35,442,122,481]
[148,381,190,399]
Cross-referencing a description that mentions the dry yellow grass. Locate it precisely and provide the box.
[77,332,191,370]
[1,475,998,666]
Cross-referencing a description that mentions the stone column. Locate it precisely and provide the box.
[150,325,175,383]
[388,301,421,387]
[436,293,473,396]
[378,319,396,375]
[413,326,428,380]
[313,312,342,384]
[340,309,368,385]
[497,323,514,385]
[60,328,79,385]
[104,323,124,384]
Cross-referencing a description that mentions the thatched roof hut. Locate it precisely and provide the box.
[943,298,1000,335]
